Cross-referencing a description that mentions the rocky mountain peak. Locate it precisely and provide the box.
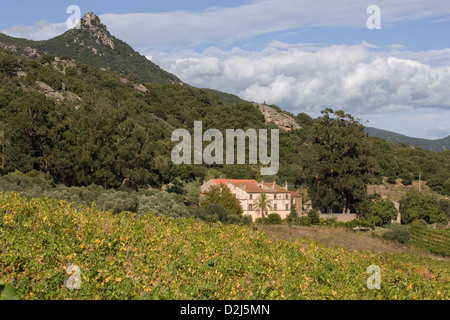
[75,12,115,50]
[81,12,102,29]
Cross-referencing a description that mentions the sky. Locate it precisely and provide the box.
[1,0,450,139]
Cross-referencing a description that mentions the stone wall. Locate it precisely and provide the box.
[319,213,357,222]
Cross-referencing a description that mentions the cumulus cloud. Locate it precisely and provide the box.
[150,44,450,119]
[3,20,67,41]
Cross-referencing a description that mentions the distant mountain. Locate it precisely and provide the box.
[0,12,181,84]
[365,127,450,152]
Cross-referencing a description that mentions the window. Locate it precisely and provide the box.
[248,204,252,211]
[250,194,252,200]
[286,204,289,211]
[274,203,277,210]
[286,194,289,199]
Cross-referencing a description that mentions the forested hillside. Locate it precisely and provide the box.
[1,48,449,201]
[0,13,180,85]
[0,11,449,222]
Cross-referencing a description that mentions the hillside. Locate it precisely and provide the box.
[0,12,181,84]
[0,12,449,199]
[365,127,450,152]
[1,192,448,299]
[1,47,450,198]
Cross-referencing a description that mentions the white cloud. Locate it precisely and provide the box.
[6,0,448,47]
[3,20,67,41]
[4,0,450,49]
[150,44,450,127]
[2,1,449,138]
[359,109,450,139]
[386,44,406,50]
[100,0,450,49]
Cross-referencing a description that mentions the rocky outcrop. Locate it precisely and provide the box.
[51,57,77,74]
[65,91,83,103]
[80,12,115,50]
[17,71,27,78]
[256,103,302,131]
[35,81,82,105]
[133,83,149,94]
[36,81,56,93]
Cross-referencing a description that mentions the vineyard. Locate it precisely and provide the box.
[0,192,449,300]
[409,222,450,257]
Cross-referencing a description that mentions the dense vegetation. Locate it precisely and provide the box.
[1,192,448,300]
[1,17,449,221]
[400,190,449,225]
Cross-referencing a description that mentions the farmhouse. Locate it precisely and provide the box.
[200,179,302,221]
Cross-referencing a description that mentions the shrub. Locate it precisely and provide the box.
[226,213,240,224]
[344,219,372,229]
[65,67,78,77]
[297,216,312,226]
[205,203,234,223]
[266,213,282,225]
[382,225,411,244]
[241,215,252,226]
[39,54,55,65]
[410,219,427,229]
[320,217,337,226]
[307,209,320,225]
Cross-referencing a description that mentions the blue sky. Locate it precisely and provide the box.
[2,0,450,139]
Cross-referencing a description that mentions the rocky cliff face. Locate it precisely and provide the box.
[256,103,302,131]
[77,12,115,50]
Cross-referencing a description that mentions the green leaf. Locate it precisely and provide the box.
[0,283,20,300]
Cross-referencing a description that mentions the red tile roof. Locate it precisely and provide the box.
[211,179,258,185]
[210,179,293,194]
[290,191,302,198]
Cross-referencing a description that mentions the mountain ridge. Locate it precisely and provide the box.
[364,127,450,152]
[0,12,181,85]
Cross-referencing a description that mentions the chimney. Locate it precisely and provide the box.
[272,181,275,189]
[285,181,288,191]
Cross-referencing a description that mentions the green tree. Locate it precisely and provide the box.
[202,184,242,215]
[363,197,398,227]
[307,209,320,225]
[286,205,298,226]
[400,190,448,224]
[301,109,375,214]
[0,51,20,77]
[252,193,273,222]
